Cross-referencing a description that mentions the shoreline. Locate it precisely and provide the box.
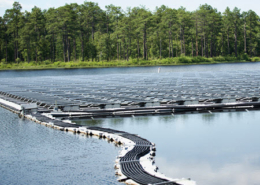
[0,59,257,71]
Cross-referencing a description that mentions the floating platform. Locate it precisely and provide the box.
[0,95,195,185]
[1,71,260,111]
[2,70,260,184]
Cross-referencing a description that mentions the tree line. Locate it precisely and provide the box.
[0,1,260,63]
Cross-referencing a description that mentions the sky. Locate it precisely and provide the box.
[0,0,260,16]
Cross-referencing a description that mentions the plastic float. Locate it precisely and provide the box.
[0,97,196,185]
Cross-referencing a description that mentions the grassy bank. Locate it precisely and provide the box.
[1,56,260,70]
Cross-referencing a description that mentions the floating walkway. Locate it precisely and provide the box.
[0,95,195,185]
[1,91,260,121]
[2,70,260,184]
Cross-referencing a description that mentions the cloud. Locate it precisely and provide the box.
[156,157,260,185]
[20,3,34,11]
[0,0,14,8]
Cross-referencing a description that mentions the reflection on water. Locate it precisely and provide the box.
[2,63,260,185]
[158,115,175,123]
[0,107,121,185]
[76,119,104,126]
[2,105,258,185]
[108,118,124,125]
[1,61,260,78]
[75,111,260,185]
[201,113,218,123]
[156,157,260,185]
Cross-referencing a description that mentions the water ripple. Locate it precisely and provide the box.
[0,107,121,185]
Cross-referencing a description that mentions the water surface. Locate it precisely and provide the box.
[75,111,260,185]
[1,62,260,185]
[0,107,121,185]
[1,61,260,78]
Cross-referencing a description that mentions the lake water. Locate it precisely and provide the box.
[1,62,260,78]
[1,62,260,185]
[75,111,260,185]
[0,107,121,185]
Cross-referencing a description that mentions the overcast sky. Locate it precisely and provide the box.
[1,0,260,16]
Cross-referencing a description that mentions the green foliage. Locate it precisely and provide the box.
[240,53,251,61]
[15,57,21,63]
[42,60,52,65]
[212,56,226,61]
[0,56,255,70]
[251,57,260,62]
[1,2,260,67]
[52,61,63,67]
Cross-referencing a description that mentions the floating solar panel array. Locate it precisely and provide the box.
[0,70,260,109]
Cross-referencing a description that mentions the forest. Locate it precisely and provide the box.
[0,1,260,68]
